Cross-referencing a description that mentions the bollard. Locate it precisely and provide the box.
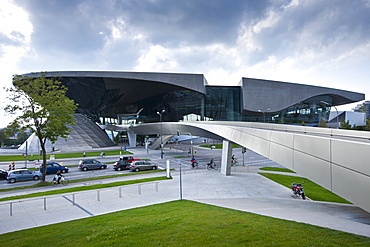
[97,190,100,201]
[44,197,47,210]
[138,184,141,195]
[119,187,122,198]
[10,202,13,216]
[155,182,159,192]
[73,194,76,206]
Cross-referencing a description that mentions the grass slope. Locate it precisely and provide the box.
[259,173,351,204]
[1,200,369,246]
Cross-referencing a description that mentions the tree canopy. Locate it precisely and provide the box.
[3,72,77,181]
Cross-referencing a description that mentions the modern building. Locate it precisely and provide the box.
[327,111,366,128]
[20,71,364,150]
[354,100,370,119]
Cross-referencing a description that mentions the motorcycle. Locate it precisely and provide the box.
[291,182,306,200]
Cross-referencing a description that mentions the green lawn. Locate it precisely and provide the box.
[0,176,170,201]
[0,150,133,162]
[1,200,368,246]
[259,173,351,204]
[0,169,167,195]
[199,144,241,149]
[259,166,296,173]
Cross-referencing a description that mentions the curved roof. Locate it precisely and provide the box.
[37,71,208,95]
[240,77,364,113]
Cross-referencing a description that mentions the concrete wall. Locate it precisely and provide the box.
[135,121,370,213]
[206,122,370,214]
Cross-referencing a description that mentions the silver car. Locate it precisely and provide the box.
[78,159,107,171]
[7,169,41,183]
[129,161,158,172]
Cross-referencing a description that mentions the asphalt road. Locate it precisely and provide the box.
[0,143,281,188]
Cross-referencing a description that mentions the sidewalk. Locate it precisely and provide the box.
[0,168,370,237]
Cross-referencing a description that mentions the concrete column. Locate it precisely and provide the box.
[127,129,137,147]
[221,140,232,175]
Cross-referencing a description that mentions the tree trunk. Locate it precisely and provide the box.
[40,139,47,182]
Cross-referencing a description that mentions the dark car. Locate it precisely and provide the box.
[0,168,8,179]
[40,162,69,174]
[129,161,158,172]
[78,159,107,171]
[113,160,131,171]
[7,169,41,183]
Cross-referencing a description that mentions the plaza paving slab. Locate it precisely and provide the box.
[0,168,370,238]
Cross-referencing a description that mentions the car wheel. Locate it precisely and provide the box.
[82,167,88,171]
[100,165,105,169]
[117,167,122,171]
[152,166,157,170]
[9,178,16,183]
[135,168,140,172]
[33,176,40,181]
[61,170,66,173]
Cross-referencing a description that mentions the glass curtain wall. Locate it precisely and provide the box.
[205,86,242,121]
[269,96,333,125]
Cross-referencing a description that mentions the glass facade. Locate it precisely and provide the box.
[60,76,332,126]
[244,95,332,125]
[205,86,243,121]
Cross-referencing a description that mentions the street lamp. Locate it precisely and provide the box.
[157,109,165,159]
[258,109,265,123]
[320,101,339,129]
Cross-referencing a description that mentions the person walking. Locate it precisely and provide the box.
[8,161,14,171]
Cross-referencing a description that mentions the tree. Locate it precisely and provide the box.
[339,119,351,130]
[3,72,77,182]
[318,118,327,128]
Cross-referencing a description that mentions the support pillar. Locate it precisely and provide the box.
[127,129,137,147]
[221,140,232,175]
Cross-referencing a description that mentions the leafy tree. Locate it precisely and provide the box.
[3,72,77,182]
[0,129,7,147]
[339,119,351,129]
[366,118,370,131]
[318,118,327,128]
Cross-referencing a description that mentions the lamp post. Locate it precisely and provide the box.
[320,101,339,129]
[157,109,165,159]
[258,109,265,123]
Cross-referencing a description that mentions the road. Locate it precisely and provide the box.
[0,143,281,188]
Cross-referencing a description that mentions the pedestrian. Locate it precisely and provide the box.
[83,151,86,158]
[8,161,14,171]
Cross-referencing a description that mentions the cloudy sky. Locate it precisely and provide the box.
[1,0,370,127]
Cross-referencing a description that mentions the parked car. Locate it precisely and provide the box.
[40,162,69,174]
[0,168,8,179]
[78,159,107,171]
[7,169,40,183]
[113,160,131,171]
[129,161,157,172]
[118,156,135,163]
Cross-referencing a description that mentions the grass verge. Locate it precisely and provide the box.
[259,166,295,173]
[199,144,240,149]
[0,150,133,162]
[0,200,369,245]
[0,169,167,193]
[0,176,170,201]
[259,173,351,204]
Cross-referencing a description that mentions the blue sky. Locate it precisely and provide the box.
[1,0,370,127]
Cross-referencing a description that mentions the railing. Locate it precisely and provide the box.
[0,181,159,216]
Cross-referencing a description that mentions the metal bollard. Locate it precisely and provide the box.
[10,202,13,216]
[44,197,47,210]
[138,184,141,195]
[119,187,122,198]
[73,194,76,206]
[97,190,100,201]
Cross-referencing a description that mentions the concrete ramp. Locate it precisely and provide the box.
[131,121,370,214]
